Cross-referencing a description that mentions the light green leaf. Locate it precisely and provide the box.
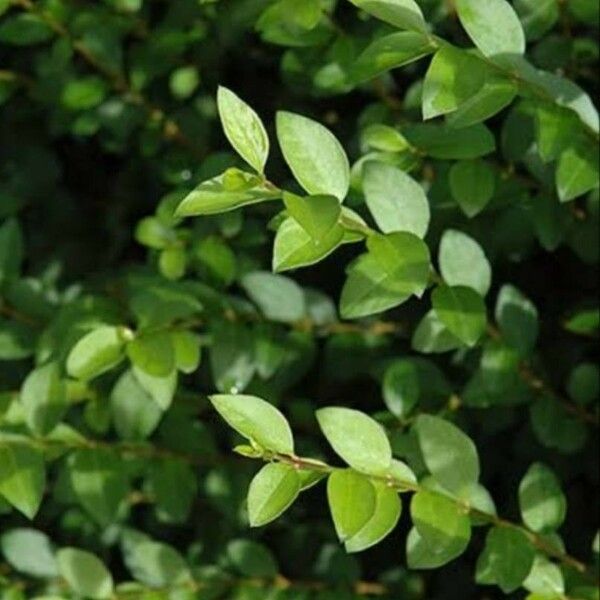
[273,216,344,272]
[241,271,306,323]
[0,528,57,578]
[20,361,67,436]
[327,469,377,541]
[247,463,301,527]
[362,124,410,152]
[476,527,535,593]
[350,32,435,83]
[347,0,428,32]
[276,111,350,201]
[0,443,45,519]
[439,229,491,296]
[175,170,280,216]
[283,191,341,240]
[432,285,487,347]
[410,490,471,559]
[127,331,175,377]
[415,415,480,496]
[171,330,201,374]
[340,232,430,319]
[407,526,470,569]
[382,359,420,418]
[217,86,269,173]
[519,463,566,533]
[69,448,128,525]
[449,160,495,217]
[317,407,392,475]
[556,145,599,202]
[523,555,565,597]
[56,548,114,600]
[456,0,526,57]
[210,394,294,454]
[495,284,539,356]
[363,162,430,238]
[132,366,177,411]
[345,482,401,553]
[411,309,463,354]
[66,326,128,381]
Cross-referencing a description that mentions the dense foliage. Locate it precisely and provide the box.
[0,0,599,598]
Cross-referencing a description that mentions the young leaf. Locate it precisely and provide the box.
[20,361,68,436]
[56,548,114,600]
[518,463,566,533]
[476,527,535,593]
[415,415,480,496]
[410,490,471,558]
[347,0,428,33]
[317,407,392,475]
[340,232,430,319]
[66,326,128,381]
[0,443,45,519]
[241,271,306,323]
[283,192,341,240]
[438,229,492,296]
[345,482,402,553]
[327,469,377,541]
[217,86,269,174]
[432,285,487,347]
[455,0,526,57]
[68,448,128,525]
[449,160,495,217]
[363,162,430,238]
[247,463,301,527]
[210,394,294,454]
[276,111,350,201]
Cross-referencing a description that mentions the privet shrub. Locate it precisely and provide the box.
[0,0,598,598]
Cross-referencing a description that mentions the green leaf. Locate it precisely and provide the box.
[495,284,539,356]
[132,366,177,411]
[363,162,430,238]
[340,232,431,319]
[62,76,108,111]
[515,0,559,41]
[362,124,410,152]
[217,86,270,174]
[149,459,197,524]
[20,361,67,436]
[169,66,200,100]
[56,548,114,600]
[345,482,401,553]
[406,526,470,569]
[403,123,496,159]
[449,160,495,218]
[415,415,480,495]
[523,555,565,597]
[69,448,128,525]
[476,527,535,593]
[432,285,487,347]
[518,463,566,533]
[283,191,341,240]
[383,359,420,418]
[317,407,392,475]
[171,330,201,374]
[350,32,435,83]
[241,271,306,323]
[438,229,492,296]
[0,443,45,519]
[247,463,301,527]
[0,14,52,46]
[456,0,526,57]
[276,111,350,201]
[0,218,23,284]
[327,469,377,541]
[66,326,128,381]
[347,0,428,33]
[567,363,599,405]
[412,310,463,354]
[175,170,280,216]
[273,216,344,272]
[126,331,175,377]
[110,370,163,441]
[410,490,471,559]
[227,539,278,578]
[556,145,599,202]
[0,528,57,578]
[210,394,294,454]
